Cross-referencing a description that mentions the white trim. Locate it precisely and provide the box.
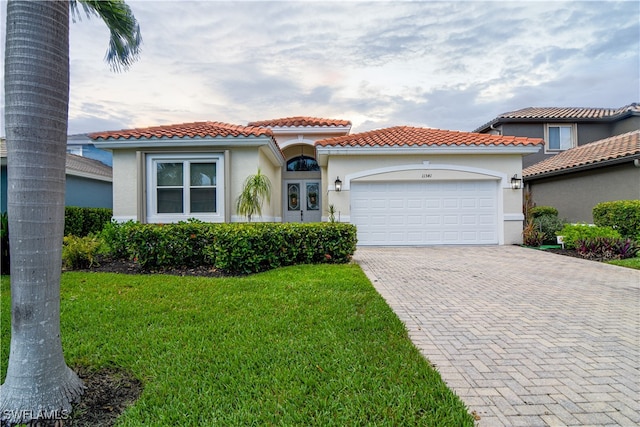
[278,137,317,150]
[145,153,225,223]
[504,213,525,221]
[342,162,510,190]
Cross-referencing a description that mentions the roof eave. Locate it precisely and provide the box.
[93,135,276,150]
[316,145,542,155]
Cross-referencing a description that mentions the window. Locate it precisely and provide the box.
[286,155,319,171]
[545,124,575,152]
[146,153,224,222]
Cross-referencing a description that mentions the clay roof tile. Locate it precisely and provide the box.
[523,130,640,178]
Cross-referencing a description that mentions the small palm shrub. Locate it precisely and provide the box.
[62,234,104,270]
[557,223,621,249]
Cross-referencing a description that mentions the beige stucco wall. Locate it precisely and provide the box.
[527,162,640,223]
[110,145,283,223]
[322,153,526,245]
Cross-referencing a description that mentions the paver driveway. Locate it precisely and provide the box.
[354,246,639,427]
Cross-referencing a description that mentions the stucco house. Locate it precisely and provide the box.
[91,117,543,245]
[474,103,640,168]
[1,138,113,212]
[523,130,640,223]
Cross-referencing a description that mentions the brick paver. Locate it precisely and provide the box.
[354,246,640,427]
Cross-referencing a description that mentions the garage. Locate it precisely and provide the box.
[351,180,499,245]
[315,125,544,246]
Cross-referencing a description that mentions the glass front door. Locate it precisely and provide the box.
[284,180,321,223]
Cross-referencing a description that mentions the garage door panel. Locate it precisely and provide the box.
[352,181,498,245]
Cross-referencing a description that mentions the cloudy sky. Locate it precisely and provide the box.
[2,0,638,135]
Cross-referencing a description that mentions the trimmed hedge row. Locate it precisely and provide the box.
[65,206,113,237]
[592,200,640,239]
[102,221,358,274]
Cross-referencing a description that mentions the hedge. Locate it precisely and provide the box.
[64,206,113,237]
[556,223,621,249]
[592,200,640,239]
[102,221,358,274]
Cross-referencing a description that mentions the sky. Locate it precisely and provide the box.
[1,0,639,136]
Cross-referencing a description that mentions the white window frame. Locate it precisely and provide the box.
[544,123,576,153]
[146,153,224,223]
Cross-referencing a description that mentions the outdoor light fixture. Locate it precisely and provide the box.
[334,176,342,192]
[510,174,522,190]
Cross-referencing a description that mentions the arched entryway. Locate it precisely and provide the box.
[282,144,321,223]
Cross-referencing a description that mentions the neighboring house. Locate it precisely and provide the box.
[91,118,543,246]
[474,103,640,168]
[1,138,113,212]
[67,133,113,166]
[523,130,640,223]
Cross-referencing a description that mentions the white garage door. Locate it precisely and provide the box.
[351,181,498,245]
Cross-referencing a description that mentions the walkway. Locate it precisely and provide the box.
[354,246,640,426]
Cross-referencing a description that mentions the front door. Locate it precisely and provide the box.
[284,180,321,223]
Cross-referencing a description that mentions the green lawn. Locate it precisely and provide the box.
[1,265,473,426]
[607,257,640,270]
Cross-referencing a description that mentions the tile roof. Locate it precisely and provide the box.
[89,121,273,141]
[315,126,544,148]
[0,138,112,179]
[523,130,640,178]
[474,103,639,132]
[495,104,639,120]
[66,153,112,179]
[247,116,351,128]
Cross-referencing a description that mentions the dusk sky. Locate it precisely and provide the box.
[1,0,638,136]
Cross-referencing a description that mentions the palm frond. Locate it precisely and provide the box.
[71,0,142,72]
[236,169,272,222]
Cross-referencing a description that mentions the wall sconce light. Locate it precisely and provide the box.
[334,176,342,192]
[510,174,522,190]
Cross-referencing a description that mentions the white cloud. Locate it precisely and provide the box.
[2,0,638,136]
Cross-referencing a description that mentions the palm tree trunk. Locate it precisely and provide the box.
[1,1,84,424]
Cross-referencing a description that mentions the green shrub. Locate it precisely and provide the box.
[62,234,103,270]
[557,223,621,249]
[101,221,358,274]
[575,237,639,260]
[529,206,558,218]
[533,214,566,244]
[592,200,640,239]
[64,206,113,237]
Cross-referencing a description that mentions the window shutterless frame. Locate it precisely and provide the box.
[544,123,576,153]
[146,153,224,223]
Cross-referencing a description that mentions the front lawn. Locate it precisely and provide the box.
[1,265,473,426]
[607,257,640,270]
